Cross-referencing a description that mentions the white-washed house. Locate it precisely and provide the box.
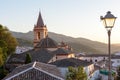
[78,54,108,64]
[50,58,95,79]
[111,55,120,70]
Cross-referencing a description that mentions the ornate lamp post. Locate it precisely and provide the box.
[100,11,116,80]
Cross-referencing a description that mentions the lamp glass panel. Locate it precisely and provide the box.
[102,19,106,27]
[105,18,115,28]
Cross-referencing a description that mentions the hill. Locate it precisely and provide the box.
[16,38,33,47]
[10,31,120,54]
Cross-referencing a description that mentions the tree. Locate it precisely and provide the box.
[0,24,17,79]
[0,47,8,79]
[66,66,87,80]
[25,53,32,64]
[0,48,4,66]
[0,24,18,55]
[117,67,120,80]
[0,40,7,63]
[0,66,8,80]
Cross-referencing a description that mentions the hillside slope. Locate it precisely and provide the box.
[11,31,120,54]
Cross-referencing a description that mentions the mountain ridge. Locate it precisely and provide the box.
[10,31,120,54]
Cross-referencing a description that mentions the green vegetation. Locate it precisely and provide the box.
[0,66,8,80]
[25,53,32,64]
[68,42,102,54]
[11,31,120,54]
[0,40,7,65]
[0,24,18,65]
[16,38,33,47]
[117,67,120,80]
[66,66,87,80]
[0,24,18,79]
[0,24,18,55]
[0,48,4,66]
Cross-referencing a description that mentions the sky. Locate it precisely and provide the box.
[1,0,120,44]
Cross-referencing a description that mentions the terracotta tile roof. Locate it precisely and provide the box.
[50,58,93,67]
[3,62,64,80]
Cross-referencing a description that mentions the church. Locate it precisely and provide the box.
[6,12,75,72]
[4,12,96,80]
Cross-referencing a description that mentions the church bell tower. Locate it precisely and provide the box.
[33,12,48,47]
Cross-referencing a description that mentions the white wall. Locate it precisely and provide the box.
[80,56,107,63]
[111,59,120,68]
[58,64,95,80]
[15,46,33,54]
[115,52,120,56]
[58,67,68,78]
[56,54,75,60]
[89,70,100,80]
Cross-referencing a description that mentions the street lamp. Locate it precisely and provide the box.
[100,11,116,80]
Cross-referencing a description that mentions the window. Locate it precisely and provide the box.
[56,56,57,59]
[95,59,97,62]
[90,59,92,62]
[37,32,40,39]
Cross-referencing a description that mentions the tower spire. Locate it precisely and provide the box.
[33,12,48,47]
[36,12,44,27]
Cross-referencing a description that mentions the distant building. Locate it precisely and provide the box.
[52,48,75,60]
[111,55,120,70]
[15,46,33,54]
[114,52,120,56]
[78,54,108,63]
[3,61,64,80]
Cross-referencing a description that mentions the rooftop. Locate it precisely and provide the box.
[36,12,45,27]
[7,49,54,64]
[50,58,93,67]
[4,61,64,80]
[35,37,58,48]
[52,48,73,55]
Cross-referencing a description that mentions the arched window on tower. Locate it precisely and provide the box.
[45,31,47,37]
[37,32,40,40]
